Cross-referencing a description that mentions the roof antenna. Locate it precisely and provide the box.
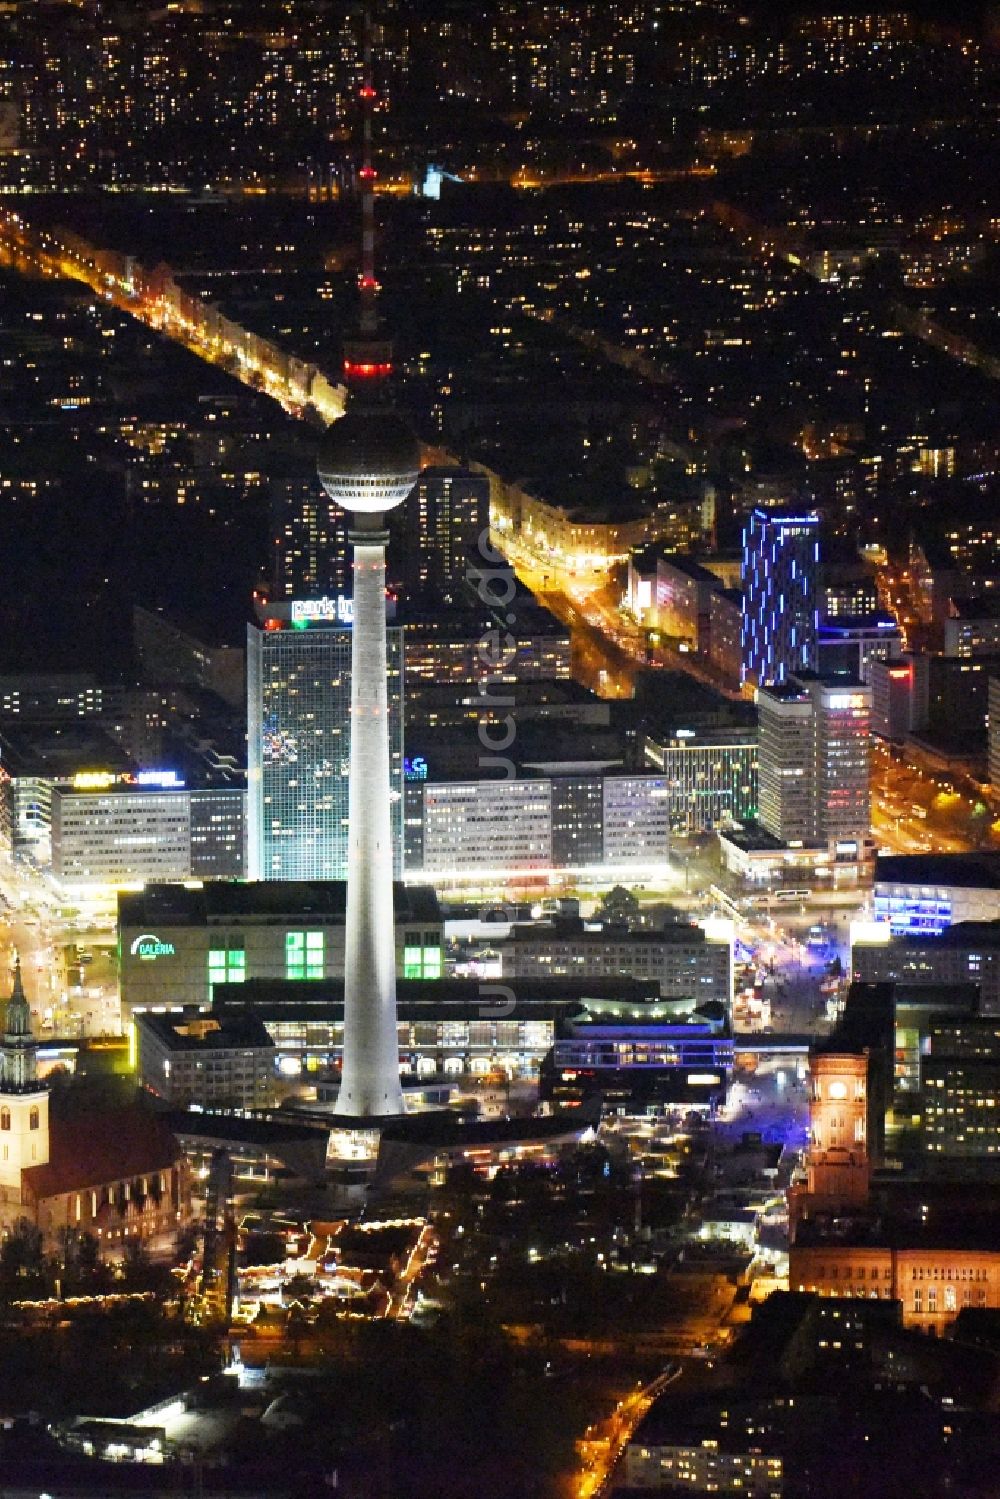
[343,3,394,389]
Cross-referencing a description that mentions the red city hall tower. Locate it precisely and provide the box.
[789,1051,871,1238]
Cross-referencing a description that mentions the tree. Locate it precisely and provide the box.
[0,1217,48,1297]
[286,1303,308,1359]
[596,885,641,929]
[119,1237,168,1293]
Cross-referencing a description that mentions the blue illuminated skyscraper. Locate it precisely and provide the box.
[741,508,820,689]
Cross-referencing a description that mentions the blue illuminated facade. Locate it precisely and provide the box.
[741,509,820,688]
[543,1022,732,1104]
[873,892,953,936]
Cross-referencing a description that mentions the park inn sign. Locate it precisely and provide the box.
[129,933,176,962]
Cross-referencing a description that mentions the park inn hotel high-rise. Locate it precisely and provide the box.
[247,599,404,882]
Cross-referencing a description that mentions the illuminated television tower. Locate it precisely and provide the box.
[317,19,419,1120]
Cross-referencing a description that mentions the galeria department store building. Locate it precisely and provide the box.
[118,881,444,1018]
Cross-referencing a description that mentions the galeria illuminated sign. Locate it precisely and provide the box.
[290,595,353,626]
[404,755,428,782]
[129,932,176,961]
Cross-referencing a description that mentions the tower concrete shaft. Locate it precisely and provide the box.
[334,512,405,1118]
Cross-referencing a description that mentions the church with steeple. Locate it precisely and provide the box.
[0,957,49,1202]
[0,958,188,1254]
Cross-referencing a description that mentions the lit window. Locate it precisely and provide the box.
[403,945,422,979]
[287,931,324,980]
[208,948,245,994]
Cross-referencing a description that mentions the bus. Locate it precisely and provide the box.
[774,889,810,904]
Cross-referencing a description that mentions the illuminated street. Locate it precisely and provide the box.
[0,210,345,427]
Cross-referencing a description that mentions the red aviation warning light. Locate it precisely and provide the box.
[343,359,393,380]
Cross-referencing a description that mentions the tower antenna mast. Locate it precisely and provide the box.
[358,3,379,340]
[342,2,394,384]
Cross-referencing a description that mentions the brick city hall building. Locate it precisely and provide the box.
[789,1048,1000,1335]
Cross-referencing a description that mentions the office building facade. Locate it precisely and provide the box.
[923,1017,1000,1167]
[643,728,758,832]
[247,606,403,881]
[927,653,999,740]
[269,472,349,603]
[0,673,103,722]
[653,554,720,649]
[816,613,902,683]
[708,587,744,685]
[398,466,489,597]
[403,607,571,686]
[757,674,871,855]
[136,1011,277,1111]
[495,921,732,1005]
[757,684,816,844]
[943,599,1000,659]
[50,783,245,886]
[851,924,1000,1013]
[741,509,820,689]
[405,771,674,876]
[869,654,930,740]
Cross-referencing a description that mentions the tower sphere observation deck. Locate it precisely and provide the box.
[317,408,419,515]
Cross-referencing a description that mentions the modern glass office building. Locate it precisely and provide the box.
[643,728,758,831]
[247,606,403,880]
[741,508,820,688]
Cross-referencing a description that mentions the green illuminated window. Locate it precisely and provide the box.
[403,945,422,979]
[287,930,324,980]
[208,948,245,994]
[403,945,442,979]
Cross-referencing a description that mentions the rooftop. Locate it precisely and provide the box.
[656,553,723,587]
[0,725,134,779]
[860,920,1000,952]
[874,854,1000,891]
[136,1011,275,1054]
[23,1104,179,1201]
[119,881,442,928]
[506,917,717,947]
[209,975,662,1024]
[818,612,900,636]
[720,820,821,853]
